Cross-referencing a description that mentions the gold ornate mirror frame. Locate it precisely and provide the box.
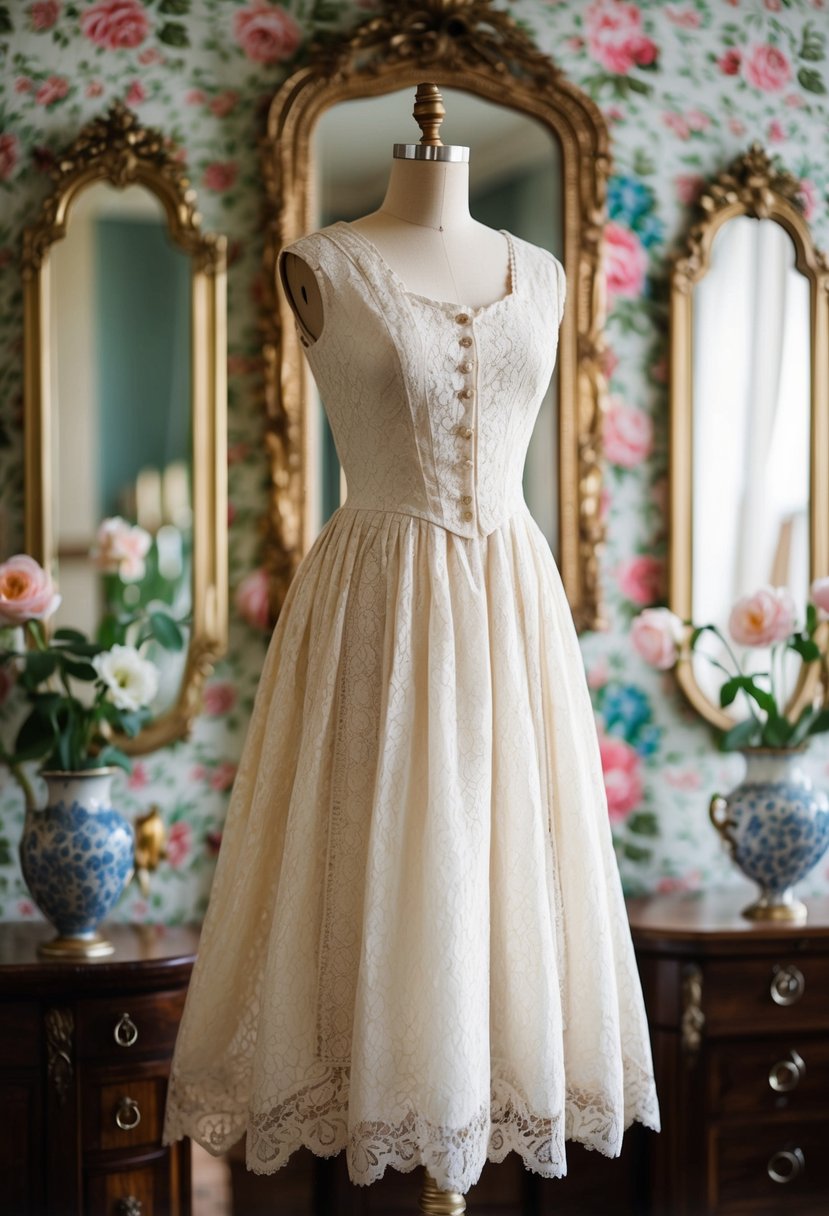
[669,144,829,729]
[261,0,610,631]
[22,103,228,753]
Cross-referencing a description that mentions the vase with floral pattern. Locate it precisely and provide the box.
[19,768,134,958]
[709,749,829,924]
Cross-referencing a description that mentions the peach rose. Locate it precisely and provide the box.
[728,586,796,647]
[598,735,644,822]
[605,396,653,468]
[35,75,68,106]
[233,1,301,64]
[585,0,657,74]
[631,608,684,670]
[81,0,149,49]
[92,517,152,582]
[744,44,791,92]
[30,1,60,31]
[604,221,647,300]
[0,134,19,181]
[0,555,61,625]
[810,577,829,615]
[617,555,664,606]
[235,566,270,631]
[203,161,238,192]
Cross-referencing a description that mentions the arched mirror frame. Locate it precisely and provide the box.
[22,102,228,754]
[670,144,829,730]
[261,0,610,632]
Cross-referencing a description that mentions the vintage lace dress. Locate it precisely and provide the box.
[163,221,659,1191]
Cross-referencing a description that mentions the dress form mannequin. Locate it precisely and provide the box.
[281,83,512,343]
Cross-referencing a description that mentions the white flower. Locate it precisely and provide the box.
[92,517,152,583]
[93,645,159,711]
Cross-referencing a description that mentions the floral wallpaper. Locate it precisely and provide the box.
[1,0,828,923]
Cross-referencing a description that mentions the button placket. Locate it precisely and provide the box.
[454,313,477,527]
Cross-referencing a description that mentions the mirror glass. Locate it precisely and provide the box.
[48,182,192,713]
[310,88,562,554]
[691,215,810,713]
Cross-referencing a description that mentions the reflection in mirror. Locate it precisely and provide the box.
[48,182,192,713]
[310,89,562,553]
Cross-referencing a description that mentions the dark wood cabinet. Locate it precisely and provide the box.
[628,892,829,1216]
[0,922,198,1216]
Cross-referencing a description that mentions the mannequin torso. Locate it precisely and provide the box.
[281,156,511,342]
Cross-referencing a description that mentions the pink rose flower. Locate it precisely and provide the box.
[166,820,192,868]
[81,0,149,49]
[138,47,163,65]
[810,576,829,614]
[15,78,33,93]
[767,119,786,143]
[617,555,664,606]
[92,516,152,582]
[86,81,104,97]
[797,178,817,220]
[186,88,207,106]
[598,735,644,822]
[210,761,238,792]
[125,80,145,106]
[662,111,691,139]
[716,49,741,75]
[233,1,302,64]
[605,397,653,468]
[235,567,270,631]
[728,117,746,137]
[729,586,796,647]
[204,681,237,716]
[744,43,792,92]
[675,174,703,205]
[0,555,61,625]
[584,0,658,74]
[785,92,805,108]
[35,75,69,106]
[30,0,60,31]
[604,221,647,300]
[210,90,240,117]
[127,761,148,790]
[663,768,702,791]
[0,134,19,181]
[631,607,684,671]
[203,161,238,191]
[686,109,710,132]
[666,7,700,26]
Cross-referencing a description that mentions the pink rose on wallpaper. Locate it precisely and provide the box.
[666,7,700,27]
[210,90,240,117]
[662,111,690,139]
[186,89,207,106]
[138,47,163,65]
[675,174,703,204]
[166,821,192,869]
[233,1,302,64]
[605,396,653,468]
[584,0,657,74]
[716,49,741,75]
[744,44,791,92]
[30,1,60,31]
[604,221,647,300]
[664,767,702,791]
[728,117,746,136]
[685,109,710,132]
[0,134,19,181]
[125,80,145,106]
[617,555,664,606]
[127,761,148,790]
[86,81,104,97]
[210,762,238,792]
[15,77,33,93]
[657,872,699,894]
[598,735,644,822]
[81,0,150,50]
[767,119,786,143]
[204,681,237,716]
[235,566,270,631]
[35,75,69,106]
[203,161,238,191]
[800,179,819,221]
[587,657,610,689]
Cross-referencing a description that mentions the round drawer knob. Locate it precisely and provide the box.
[769,1049,805,1093]
[113,1012,138,1047]
[117,1199,143,1216]
[767,1147,805,1184]
[115,1096,142,1131]
[770,964,805,1006]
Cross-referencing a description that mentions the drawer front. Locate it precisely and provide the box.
[709,1035,829,1117]
[85,1149,181,1216]
[703,956,829,1034]
[712,1121,829,1214]
[76,989,186,1063]
[0,1002,39,1067]
[83,1073,168,1153]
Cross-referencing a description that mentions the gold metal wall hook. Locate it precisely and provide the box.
[420,1169,466,1214]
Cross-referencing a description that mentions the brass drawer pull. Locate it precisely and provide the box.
[117,1199,143,1216]
[767,1147,805,1184]
[115,1096,141,1131]
[770,964,805,1006]
[113,1012,138,1047]
[769,1049,805,1093]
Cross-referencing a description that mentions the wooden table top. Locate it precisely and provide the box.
[627,890,829,952]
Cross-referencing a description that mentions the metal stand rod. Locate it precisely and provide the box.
[419,1169,466,1214]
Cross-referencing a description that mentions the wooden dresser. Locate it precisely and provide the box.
[0,922,198,1216]
[628,892,829,1216]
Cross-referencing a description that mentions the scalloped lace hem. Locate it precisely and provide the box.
[164,1062,659,1192]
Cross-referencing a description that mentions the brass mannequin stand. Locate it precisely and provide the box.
[420,1170,466,1214]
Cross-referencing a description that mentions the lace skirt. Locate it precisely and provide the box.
[163,503,659,1192]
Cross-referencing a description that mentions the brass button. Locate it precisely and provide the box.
[462,458,473,467]
[461,495,472,505]
[459,388,474,400]
[459,426,474,439]
[459,361,473,373]
[459,336,473,348]
[455,312,470,325]
[463,510,474,522]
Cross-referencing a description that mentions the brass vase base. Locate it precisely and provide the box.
[742,895,808,925]
[420,1170,466,1214]
[37,932,115,960]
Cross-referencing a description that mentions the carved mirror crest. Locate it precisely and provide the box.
[261,0,610,632]
[22,103,228,753]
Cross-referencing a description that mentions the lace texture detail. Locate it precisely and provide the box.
[163,228,659,1189]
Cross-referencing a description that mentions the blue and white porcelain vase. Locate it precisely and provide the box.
[709,749,829,924]
[19,769,134,958]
